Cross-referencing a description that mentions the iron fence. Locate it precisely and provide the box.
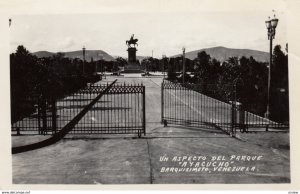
[63,83,146,136]
[11,82,146,137]
[11,95,57,135]
[162,80,235,136]
[161,80,288,136]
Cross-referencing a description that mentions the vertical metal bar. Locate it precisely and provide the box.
[103,86,106,133]
[112,84,114,133]
[118,85,120,133]
[121,84,123,133]
[231,101,234,136]
[73,92,76,133]
[38,98,41,134]
[169,83,171,122]
[175,84,179,123]
[178,83,180,123]
[42,96,47,135]
[129,84,132,133]
[131,85,134,133]
[197,85,200,126]
[143,85,146,135]
[168,82,170,121]
[114,85,116,133]
[137,84,140,130]
[200,85,203,125]
[123,83,126,134]
[184,85,186,122]
[161,82,164,123]
[105,83,113,133]
[126,83,128,134]
[187,85,190,123]
[92,88,94,134]
[134,86,136,133]
[75,92,78,133]
[214,89,217,127]
[193,85,195,124]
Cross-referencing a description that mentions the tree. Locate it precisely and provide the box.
[141,57,151,72]
[115,57,127,67]
[193,51,222,84]
[112,62,120,72]
[270,45,289,122]
[196,51,211,66]
[10,46,43,121]
[167,58,177,81]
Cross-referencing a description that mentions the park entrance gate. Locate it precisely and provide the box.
[161,80,237,136]
[161,80,288,136]
[12,80,146,137]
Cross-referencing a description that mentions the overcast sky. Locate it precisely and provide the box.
[9,0,287,58]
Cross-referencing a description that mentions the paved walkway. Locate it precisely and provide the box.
[12,76,290,184]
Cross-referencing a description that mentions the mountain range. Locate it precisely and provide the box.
[33,50,115,61]
[171,46,269,62]
[33,46,269,63]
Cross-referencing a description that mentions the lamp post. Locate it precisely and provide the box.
[162,54,166,79]
[99,54,103,75]
[182,47,186,83]
[265,15,279,119]
[99,54,105,79]
[82,46,86,75]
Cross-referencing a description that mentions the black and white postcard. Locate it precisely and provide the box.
[1,0,300,191]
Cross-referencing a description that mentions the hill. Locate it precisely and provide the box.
[171,46,269,62]
[33,51,55,58]
[136,56,151,62]
[33,50,115,61]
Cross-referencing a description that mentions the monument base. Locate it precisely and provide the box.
[122,62,145,73]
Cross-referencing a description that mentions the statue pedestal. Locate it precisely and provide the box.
[123,47,144,73]
[127,47,137,62]
[123,62,144,73]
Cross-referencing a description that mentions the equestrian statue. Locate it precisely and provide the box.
[126,34,138,48]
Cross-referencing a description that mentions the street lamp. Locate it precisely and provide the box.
[265,15,279,119]
[99,54,105,79]
[182,47,186,83]
[82,46,86,75]
[162,54,166,79]
[99,54,103,75]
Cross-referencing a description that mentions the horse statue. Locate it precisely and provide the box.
[126,34,138,48]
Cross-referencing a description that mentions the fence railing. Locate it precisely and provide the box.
[11,95,57,135]
[162,80,289,136]
[11,82,146,137]
[64,83,146,136]
[162,80,235,136]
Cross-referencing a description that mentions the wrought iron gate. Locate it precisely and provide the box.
[11,95,57,135]
[161,80,236,136]
[161,80,289,136]
[64,83,146,136]
[12,81,146,137]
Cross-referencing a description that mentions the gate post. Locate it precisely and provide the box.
[142,86,146,136]
[231,101,236,137]
[236,102,246,133]
[51,97,57,134]
[231,101,246,136]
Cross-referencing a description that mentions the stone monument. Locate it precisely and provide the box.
[123,34,143,73]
